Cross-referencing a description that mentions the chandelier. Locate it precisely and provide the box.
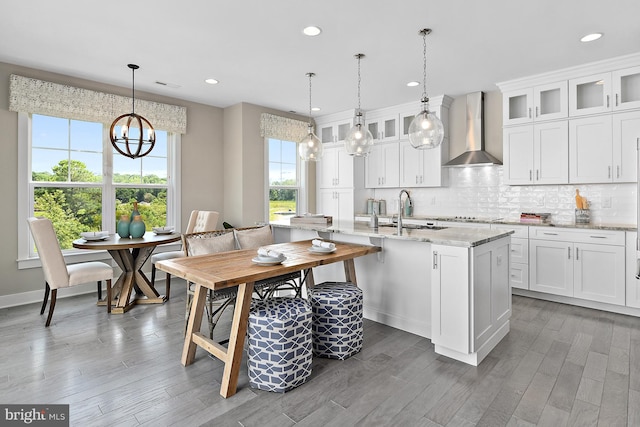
[298,72,323,161]
[109,64,156,159]
[408,29,444,150]
[344,53,374,157]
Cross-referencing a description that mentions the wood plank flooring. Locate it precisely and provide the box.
[1,279,640,426]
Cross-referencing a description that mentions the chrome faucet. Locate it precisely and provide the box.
[397,189,412,235]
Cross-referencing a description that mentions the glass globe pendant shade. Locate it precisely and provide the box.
[408,109,444,149]
[298,126,323,161]
[345,122,374,157]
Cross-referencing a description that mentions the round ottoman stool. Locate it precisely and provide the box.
[310,282,363,360]
[247,297,312,393]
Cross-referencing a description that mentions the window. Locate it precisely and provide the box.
[267,138,300,221]
[20,113,180,262]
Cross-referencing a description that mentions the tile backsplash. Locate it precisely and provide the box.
[368,166,637,226]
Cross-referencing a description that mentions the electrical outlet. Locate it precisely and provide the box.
[603,197,612,208]
[537,195,545,207]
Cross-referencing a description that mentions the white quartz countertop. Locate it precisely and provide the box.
[271,220,513,248]
[353,213,636,232]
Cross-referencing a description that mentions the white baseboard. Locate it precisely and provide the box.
[0,276,169,310]
[363,305,431,339]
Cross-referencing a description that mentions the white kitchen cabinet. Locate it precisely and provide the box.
[529,239,574,297]
[318,145,354,189]
[573,242,625,306]
[503,122,568,185]
[317,188,354,221]
[399,139,448,187]
[569,115,613,183]
[529,227,626,305]
[367,113,398,143]
[569,66,640,116]
[626,231,640,308]
[431,236,511,366]
[612,66,640,111]
[365,141,399,188]
[503,81,568,126]
[612,110,640,183]
[492,224,529,290]
[318,118,353,145]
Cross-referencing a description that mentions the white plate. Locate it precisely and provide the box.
[256,254,285,263]
[82,235,109,241]
[153,229,175,235]
[153,227,175,234]
[308,246,336,254]
[80,232,109,241]
[252,256,286,266]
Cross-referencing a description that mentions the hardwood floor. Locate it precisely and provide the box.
[1,279,640,426]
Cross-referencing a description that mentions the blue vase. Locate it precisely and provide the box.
[130,201,140,222]
[117,215,130,238]
[129,215,146,238]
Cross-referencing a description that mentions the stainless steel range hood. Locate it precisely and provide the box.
[444,91,502,167]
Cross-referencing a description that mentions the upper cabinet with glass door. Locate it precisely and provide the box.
[502,81,568,126]
[316,110,356,146]
[366,110,399,143]
[569,65,640,116]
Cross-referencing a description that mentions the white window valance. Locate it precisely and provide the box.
[260,113,311,143]
[9,74,187,134]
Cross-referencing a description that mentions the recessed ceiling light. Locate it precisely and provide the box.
[580,32,603,42]
[311,107,321,112]
[303,26,322,36]
[407,81,420,87]
[205,78,219,85]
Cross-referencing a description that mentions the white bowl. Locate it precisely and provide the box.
[80,231,109,240]
[153,226,175,234]
[257,253,285,263]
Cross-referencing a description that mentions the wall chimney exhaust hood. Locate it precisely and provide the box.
[444,91,502,167]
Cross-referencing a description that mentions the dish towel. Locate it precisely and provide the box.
[257,247,284,258]
[311,239,336,250]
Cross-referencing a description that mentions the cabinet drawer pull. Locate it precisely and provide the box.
[589,235,607,239]
[433,252,438,269]
[543,232,558,235]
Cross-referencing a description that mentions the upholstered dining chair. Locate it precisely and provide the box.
[27,217,113,327]
[150,210,219,298]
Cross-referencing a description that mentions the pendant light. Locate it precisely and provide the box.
[345,53,374,157]
[298,72,323,161]
[110,64,156,159]
[408,29,444,150]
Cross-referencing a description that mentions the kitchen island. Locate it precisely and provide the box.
[272,220,513,366]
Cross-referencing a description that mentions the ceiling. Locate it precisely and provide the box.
[2,0,639,117]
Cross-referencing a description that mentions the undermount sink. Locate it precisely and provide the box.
[379,223,448,231]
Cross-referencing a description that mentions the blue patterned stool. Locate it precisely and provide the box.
[247,297,312,392]
[310,282,363,360]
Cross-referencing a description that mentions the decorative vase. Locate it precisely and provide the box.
[130,201,140,222]
[129,215,146,238]
[117,215,130,238]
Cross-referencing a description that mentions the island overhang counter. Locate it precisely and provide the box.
[272,220,514,366]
